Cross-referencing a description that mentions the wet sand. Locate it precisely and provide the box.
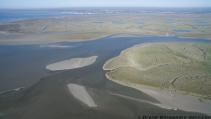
[106,74,211,115]
[67,83,97,107]
[46,56,98,71]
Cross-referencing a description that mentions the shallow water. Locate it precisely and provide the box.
[1,35,211,118]
[0,35,211,92]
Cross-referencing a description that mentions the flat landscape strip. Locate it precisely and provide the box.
[108,78,211,116]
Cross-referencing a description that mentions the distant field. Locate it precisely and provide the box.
[0,12,211,44]
[103,42,211,98]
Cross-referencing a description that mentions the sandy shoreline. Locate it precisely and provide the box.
[67,83,97,107]
[105,73,211,115]
[46,56,98,71]
[0,32,109,45]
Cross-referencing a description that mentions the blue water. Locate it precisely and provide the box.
[174,29,192,33]
[0,8,102,23]
[0,7,211,23]
[0,7,211,91]
[0,9,66,23]
[0,35,211,91]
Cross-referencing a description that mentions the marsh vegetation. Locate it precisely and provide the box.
[104,43,211,98]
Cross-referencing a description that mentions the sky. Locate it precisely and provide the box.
[0,0,211,9]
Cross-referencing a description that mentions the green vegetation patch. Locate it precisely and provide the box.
[104,42,211,98]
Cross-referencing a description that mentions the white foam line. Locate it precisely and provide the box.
[67,83,97,108]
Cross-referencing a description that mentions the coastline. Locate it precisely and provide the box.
[0,32,110,45]
[0,24,211,45]
[105,73,211,116]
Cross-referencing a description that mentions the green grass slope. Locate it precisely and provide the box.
[103,42,211,98]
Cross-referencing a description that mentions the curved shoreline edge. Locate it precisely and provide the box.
[105,73,211,116]
[46,56,98,71]
[0,32,211,45]
[103,43,153,71]
[103,42,211,116]
[0,32,110,45]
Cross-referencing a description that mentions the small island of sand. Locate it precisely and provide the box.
[46,56,98,71]
[67,83,97,107]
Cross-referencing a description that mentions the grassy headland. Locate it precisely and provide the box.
[103,42,211,98]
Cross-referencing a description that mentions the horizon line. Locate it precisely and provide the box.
[1,6,211,10]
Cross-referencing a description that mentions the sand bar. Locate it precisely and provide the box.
[46,56,98,71]
[39,44,74,48]
[67,83,97,107]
